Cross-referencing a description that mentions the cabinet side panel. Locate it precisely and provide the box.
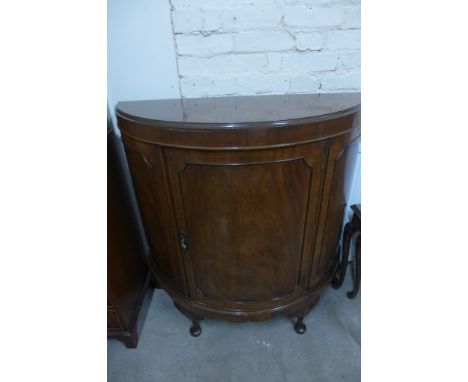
[311,131,360,285]
[122,137,188,295]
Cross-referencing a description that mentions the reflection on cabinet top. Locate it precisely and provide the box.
[116,93,360,128]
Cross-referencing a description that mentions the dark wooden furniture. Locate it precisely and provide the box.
[116,93,361,336]
[332,204,361,299]
[108,113,152,348]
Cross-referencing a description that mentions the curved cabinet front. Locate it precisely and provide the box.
[116,93,360,327]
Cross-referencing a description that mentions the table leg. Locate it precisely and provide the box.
[332,222,352,289]
[347,235,361,299]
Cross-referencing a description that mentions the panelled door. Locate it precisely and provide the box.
[164,141,327,308]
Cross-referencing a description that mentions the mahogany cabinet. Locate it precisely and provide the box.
[116,93,360,336]
[107,113,151,347]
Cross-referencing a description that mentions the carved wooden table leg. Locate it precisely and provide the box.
[347,235,361,299]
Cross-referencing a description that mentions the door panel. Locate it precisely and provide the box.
[165,143,327,306]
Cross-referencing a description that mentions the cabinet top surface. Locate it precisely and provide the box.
[116,93,360,127]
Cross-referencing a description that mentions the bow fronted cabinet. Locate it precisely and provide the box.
[115,93,360,336]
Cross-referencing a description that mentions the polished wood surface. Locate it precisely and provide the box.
[107,113,151,347]
[116,93,360,125]
[116,93,360,150]
[116,93,360,334]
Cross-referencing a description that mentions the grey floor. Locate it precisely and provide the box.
[108,272,360,382]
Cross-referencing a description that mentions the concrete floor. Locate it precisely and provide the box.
[108,272,360,382]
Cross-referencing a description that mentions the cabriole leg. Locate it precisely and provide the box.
[189,320,202,337]
[174,302,204,337]
[294,317,307,334]
[332,222,353,289]
[347,235,361,299]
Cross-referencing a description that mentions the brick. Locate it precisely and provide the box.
[180,76,237,97]
[221,6,283,31]
[176,34,234,56]
[282,53,339,73]
[236,74,291,94]
[342,7,360,29]
[172,6,286,33]
[326,30,360,50]
[172,9,223,33]
[289,75,320,92]
[178,54,267,76]
[320,71,360,90]
[203,11,224,32]
[295,32,324,51]
[234,31,295,52]
[339,52,360,69]
[180,73,292,97]
[283,6,343,27]
[297,0,357,5]
[172,9,204,34]
[266,53,283,72]
[171,0,278,10]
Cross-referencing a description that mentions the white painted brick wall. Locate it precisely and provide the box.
[169,0,360,97]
